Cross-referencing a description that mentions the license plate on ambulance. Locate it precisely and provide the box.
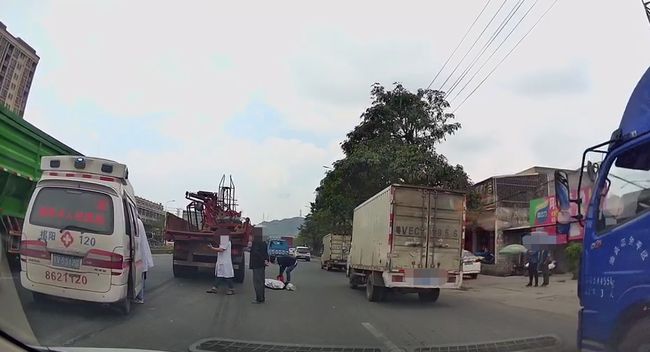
[52,254,82,270]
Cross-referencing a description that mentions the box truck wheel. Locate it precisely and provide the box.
[418,288,440,303]
[366,275,385,302]
[349,274,359,289]
[618,317,650,352]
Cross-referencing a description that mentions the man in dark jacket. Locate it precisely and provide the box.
[249,232,269,304]
[277,255,298,285]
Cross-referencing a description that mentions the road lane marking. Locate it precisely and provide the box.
[361,322,403,352]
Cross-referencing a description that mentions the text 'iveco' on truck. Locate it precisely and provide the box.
[347,184,465,303]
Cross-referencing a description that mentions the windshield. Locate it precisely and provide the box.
[29,187,114,235]
[596,141,650,233]
[269,240,288,248]
[2,2,647,352]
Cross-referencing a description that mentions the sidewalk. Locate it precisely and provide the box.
[456,273,580,319]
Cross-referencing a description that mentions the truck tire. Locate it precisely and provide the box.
[115,282,132,315]
[418,288,440,303]
[349,274,359,289]
[618,317,650,352]
[173,264,196,278]
[233,267,245,283]
[366,275,385,302]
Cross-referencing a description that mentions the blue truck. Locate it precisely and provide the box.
[556,65,650,351]
[267,237,290,263]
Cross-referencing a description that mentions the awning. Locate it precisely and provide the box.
[522,230,567,246]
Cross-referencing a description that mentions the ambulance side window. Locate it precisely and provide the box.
[128,203,139,237]
[123,199,132,236]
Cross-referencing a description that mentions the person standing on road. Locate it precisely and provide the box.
[206,236,235,295]
[249,233,269,304]
[135,218,154,304]
[277,255,298,285]
[526,249,540,287]
[540,248,552,287]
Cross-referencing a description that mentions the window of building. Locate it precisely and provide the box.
[7,93,13,99]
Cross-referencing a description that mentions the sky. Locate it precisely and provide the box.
[2,0,650,223]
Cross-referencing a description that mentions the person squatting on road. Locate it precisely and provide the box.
[135,218,154,304]
[249,232,269,304]
[277,255,298,286]
[206,236,235,295]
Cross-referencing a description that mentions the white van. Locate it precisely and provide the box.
[20,156,143,314]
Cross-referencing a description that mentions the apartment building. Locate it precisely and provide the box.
[0,21,39,117]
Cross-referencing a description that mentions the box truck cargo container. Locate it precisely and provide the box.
[321,233,351,271]
[347,184,465,302]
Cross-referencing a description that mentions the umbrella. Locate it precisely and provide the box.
[498,244,528,255]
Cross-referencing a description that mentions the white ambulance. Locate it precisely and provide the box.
[20,156,143,314]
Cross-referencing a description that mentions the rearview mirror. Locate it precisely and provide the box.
[554,170,571,234]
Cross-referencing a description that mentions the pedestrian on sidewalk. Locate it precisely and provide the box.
[249,232,269,304]
[206,236,235,295]
[134,218,154,304]
[277,255,298,286]
[540,248,552,287]
[526,249,540,287]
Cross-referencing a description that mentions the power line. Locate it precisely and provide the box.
[449,0,540,104]
[438,0,509,92]
[452,0,561,113]
[445,0,527,97]
[426,0,494,90]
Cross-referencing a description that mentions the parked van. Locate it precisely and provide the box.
[20,156,143,314]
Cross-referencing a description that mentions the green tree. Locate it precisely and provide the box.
[565,242,582,280]
[298,83,474,248]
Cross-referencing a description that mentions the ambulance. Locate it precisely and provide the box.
[20,156,143,314]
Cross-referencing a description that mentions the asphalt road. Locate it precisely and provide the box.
[11,255,578,351]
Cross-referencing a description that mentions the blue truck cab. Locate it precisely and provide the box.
[557,66,650,352]
[267,238,290,263]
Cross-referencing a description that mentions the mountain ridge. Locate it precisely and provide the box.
[256,216,304,237]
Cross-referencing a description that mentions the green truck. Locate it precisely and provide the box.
[0,104,80,262]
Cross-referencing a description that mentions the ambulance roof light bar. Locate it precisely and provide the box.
[41,156,128,179]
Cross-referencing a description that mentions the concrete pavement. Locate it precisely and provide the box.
[460,273,580,318]
[8,255,578,351]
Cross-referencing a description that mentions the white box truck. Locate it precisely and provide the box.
[320,233,352,271]
[347,184,464,302]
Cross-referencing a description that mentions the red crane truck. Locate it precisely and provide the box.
[164,176,254,282]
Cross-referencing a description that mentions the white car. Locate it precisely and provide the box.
[294,246,311,261]
[462,250,482,279]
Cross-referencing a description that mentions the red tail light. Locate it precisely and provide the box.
[20,240,51,260]
[83,249,123,269]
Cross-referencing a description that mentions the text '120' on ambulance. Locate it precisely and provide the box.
[20,156,144,314]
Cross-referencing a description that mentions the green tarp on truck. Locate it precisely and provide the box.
[0,104,81,256]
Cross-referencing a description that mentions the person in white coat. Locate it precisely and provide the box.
[135,218,154,304]
[206,236,235,295]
